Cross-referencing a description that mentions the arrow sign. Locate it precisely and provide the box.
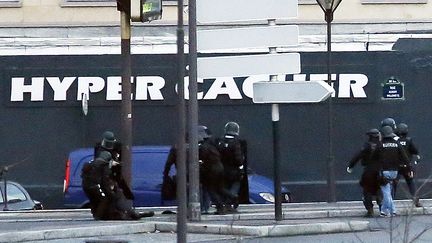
[198,53,300,78]
[197,0,298,23]
[197,25,299,51]
[252,81,334,103]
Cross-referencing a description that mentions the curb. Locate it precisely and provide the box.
[153,220,370,237]
[0,219,370,242]
[0,223,155,243]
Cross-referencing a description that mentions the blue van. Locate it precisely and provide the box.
[63,146,291,208]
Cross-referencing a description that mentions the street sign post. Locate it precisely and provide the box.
[253,81,334,103]
[197,26,299,51]
[195,0,300,223]
[197,0,298,23]
[197,53,300,78]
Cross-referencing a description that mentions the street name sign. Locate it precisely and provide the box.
[197,0,298,23]
[252,81,334,103]
[382,78,404,100]
[197,53,301,78]
[197,26,299,51]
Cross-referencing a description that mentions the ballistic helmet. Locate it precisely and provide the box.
[380,118,397,130]
[366,128,380,138]
[101,131,116,150]
[224,122,240,136]
[197,125,210,142]
[397,123,408,136]
[381,125,395,138]
[98,150,112,162]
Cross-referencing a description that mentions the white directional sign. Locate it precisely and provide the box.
[197,53,300,79]
[252,81,334,103]
[197,0,298,23]
[197,26,299,51]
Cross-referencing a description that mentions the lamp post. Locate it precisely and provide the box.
[316,0,342,203]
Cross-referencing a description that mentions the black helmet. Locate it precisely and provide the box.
[224,122,240,136]
[381,125,395,138]
[98,151,112,162]
[380,118,396,129]
[101,131,116,150]
[197,125,210,142]
[366,128,380,138]
[397,123,408,136]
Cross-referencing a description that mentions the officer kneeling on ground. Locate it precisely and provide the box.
[81,150,154,220]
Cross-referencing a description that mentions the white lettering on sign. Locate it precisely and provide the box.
[46,77,75,101]
[135,76,164,100]
[11,77,44,101]
[10,74,369,102]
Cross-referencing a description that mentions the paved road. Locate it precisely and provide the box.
[0,199,431,242]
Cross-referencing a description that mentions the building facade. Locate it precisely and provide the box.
[0,0,431,55]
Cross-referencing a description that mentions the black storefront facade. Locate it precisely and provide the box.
[1,51,431,208]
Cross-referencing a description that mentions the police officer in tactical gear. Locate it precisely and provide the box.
[217,122,248,212]
[394,123,422,207]
[82,151,148,220]
[375,125,410,217]
[87,131,154,220]
[94,131,135,201]
[381,117,397,131]
[198,125,234,215]
[347,128,383,217]
[82,151,114,219]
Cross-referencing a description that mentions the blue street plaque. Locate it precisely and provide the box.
[382,78,404,100]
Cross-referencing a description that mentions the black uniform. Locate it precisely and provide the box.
[347,135,382,213]
[217,134,245,208]
[375,137,410,172]
[81,153,132,220]
[94,141,134,201]
[199,138,234,214]
[394,134,420,200]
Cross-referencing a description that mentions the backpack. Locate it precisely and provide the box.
[81,159,102,187]
[217,137,243,168]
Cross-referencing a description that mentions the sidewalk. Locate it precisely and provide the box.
[0,199,430,243]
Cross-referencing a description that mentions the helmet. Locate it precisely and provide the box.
[381,125,395,138]
[380,118,396,129]
[101,131,116,150]
[98,151,112,162]
[197,125,210,142]
[366,128,380,138]
[396,123,408,136]
[224,122,240,136]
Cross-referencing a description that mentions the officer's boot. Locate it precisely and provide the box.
[414,197,423,207]
[365,208,374,218]
[214,204,227,215]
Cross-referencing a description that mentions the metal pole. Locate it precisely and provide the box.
[187,0,200,221]
[268,19,282,221]
[2,167,8,211]
[272,104,282,221]
[120,10,132,184]
[326,11,336,203]
[176,0,187,241]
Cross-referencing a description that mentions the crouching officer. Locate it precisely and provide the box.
[347,128,382,217]
[83,131,154,220]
